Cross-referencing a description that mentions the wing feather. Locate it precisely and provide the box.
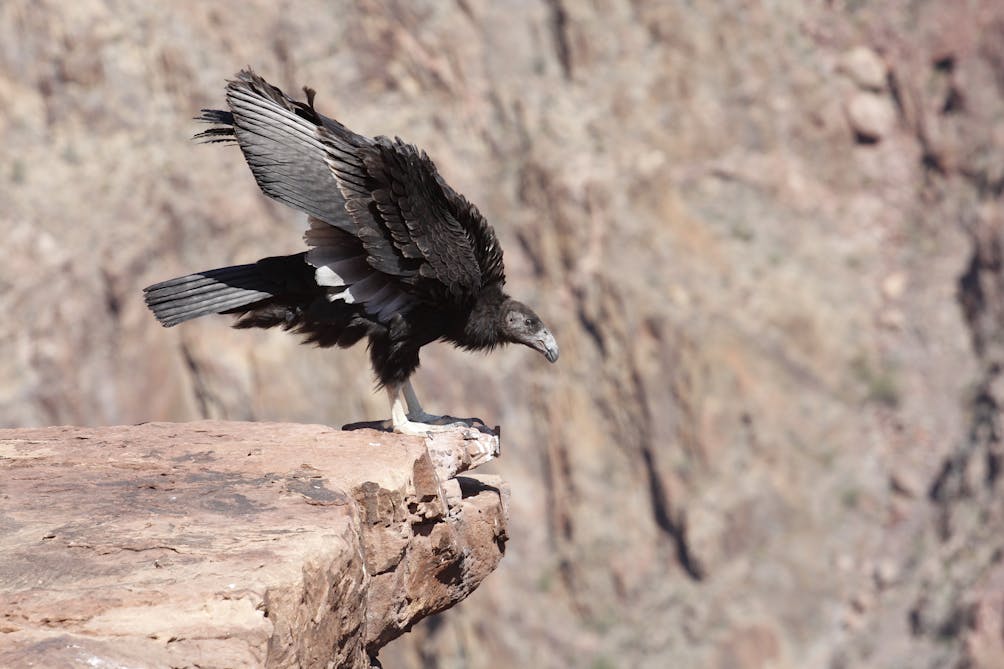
[325,135,503,303]
[198,71,363,234]
[200,69,506,323]
[303,217,415,318]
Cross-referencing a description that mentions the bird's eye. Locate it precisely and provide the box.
[524,317,533,328]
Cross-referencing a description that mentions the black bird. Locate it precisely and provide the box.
[144,69,558,434]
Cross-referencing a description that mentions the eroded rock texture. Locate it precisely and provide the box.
[2,1,1004,667]
[0,422,507,667]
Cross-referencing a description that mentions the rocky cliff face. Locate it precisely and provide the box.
[0,421,507,667]
[2,1,1004,667]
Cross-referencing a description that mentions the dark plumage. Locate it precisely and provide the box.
[144,69,558,433]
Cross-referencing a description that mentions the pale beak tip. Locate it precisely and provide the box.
[536,331,559,363]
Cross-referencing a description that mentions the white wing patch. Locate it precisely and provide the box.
[304,216,415,322]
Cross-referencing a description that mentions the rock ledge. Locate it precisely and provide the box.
[0,421,508,668]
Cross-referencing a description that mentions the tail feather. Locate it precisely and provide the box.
[144,265,261,299]
[144,264,274,327]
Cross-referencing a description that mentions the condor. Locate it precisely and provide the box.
[144,69,558,434]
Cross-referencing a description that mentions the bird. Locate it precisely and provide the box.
[143,69,558,435]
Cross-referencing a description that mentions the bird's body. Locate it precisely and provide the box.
[144,70,557,433]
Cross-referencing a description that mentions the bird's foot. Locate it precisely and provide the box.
[393,417,473,436]
[405,411,486,428]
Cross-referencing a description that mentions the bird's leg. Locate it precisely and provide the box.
[387,383,467,435]
[389,384,412,431]
[402,379,439,423]
[404,380,485,429]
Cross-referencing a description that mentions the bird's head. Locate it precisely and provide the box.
[502,301,559,363]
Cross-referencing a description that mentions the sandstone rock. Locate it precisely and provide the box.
[889,469,923,498]
[342,419,501,482]
[3,2,1004,668]
[840,46,888,91]
[881,272,908,300]
[964,586,1004,669]
[845,92,897,142]
[873,559,899,590]
[0,421,507,668]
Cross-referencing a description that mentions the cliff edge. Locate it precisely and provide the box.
[0,421,507,668]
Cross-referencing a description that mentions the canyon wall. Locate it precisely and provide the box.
[2,1,1003,666]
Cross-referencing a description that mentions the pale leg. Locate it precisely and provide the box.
[403,379,439,423]
[387,383,467,435]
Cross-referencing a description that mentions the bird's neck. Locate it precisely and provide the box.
[456,284,508,350]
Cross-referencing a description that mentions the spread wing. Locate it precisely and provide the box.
[329,136,506,303]
[197,69,505,321]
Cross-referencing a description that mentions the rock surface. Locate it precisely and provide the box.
[0,421,508,668]
[3,1,1004,667]
[839,46,888,91]
[845,91,898,142]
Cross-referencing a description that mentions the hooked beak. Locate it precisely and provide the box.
[536,329,560,363]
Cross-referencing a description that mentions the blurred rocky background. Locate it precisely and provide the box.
[2,1,1004,667]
